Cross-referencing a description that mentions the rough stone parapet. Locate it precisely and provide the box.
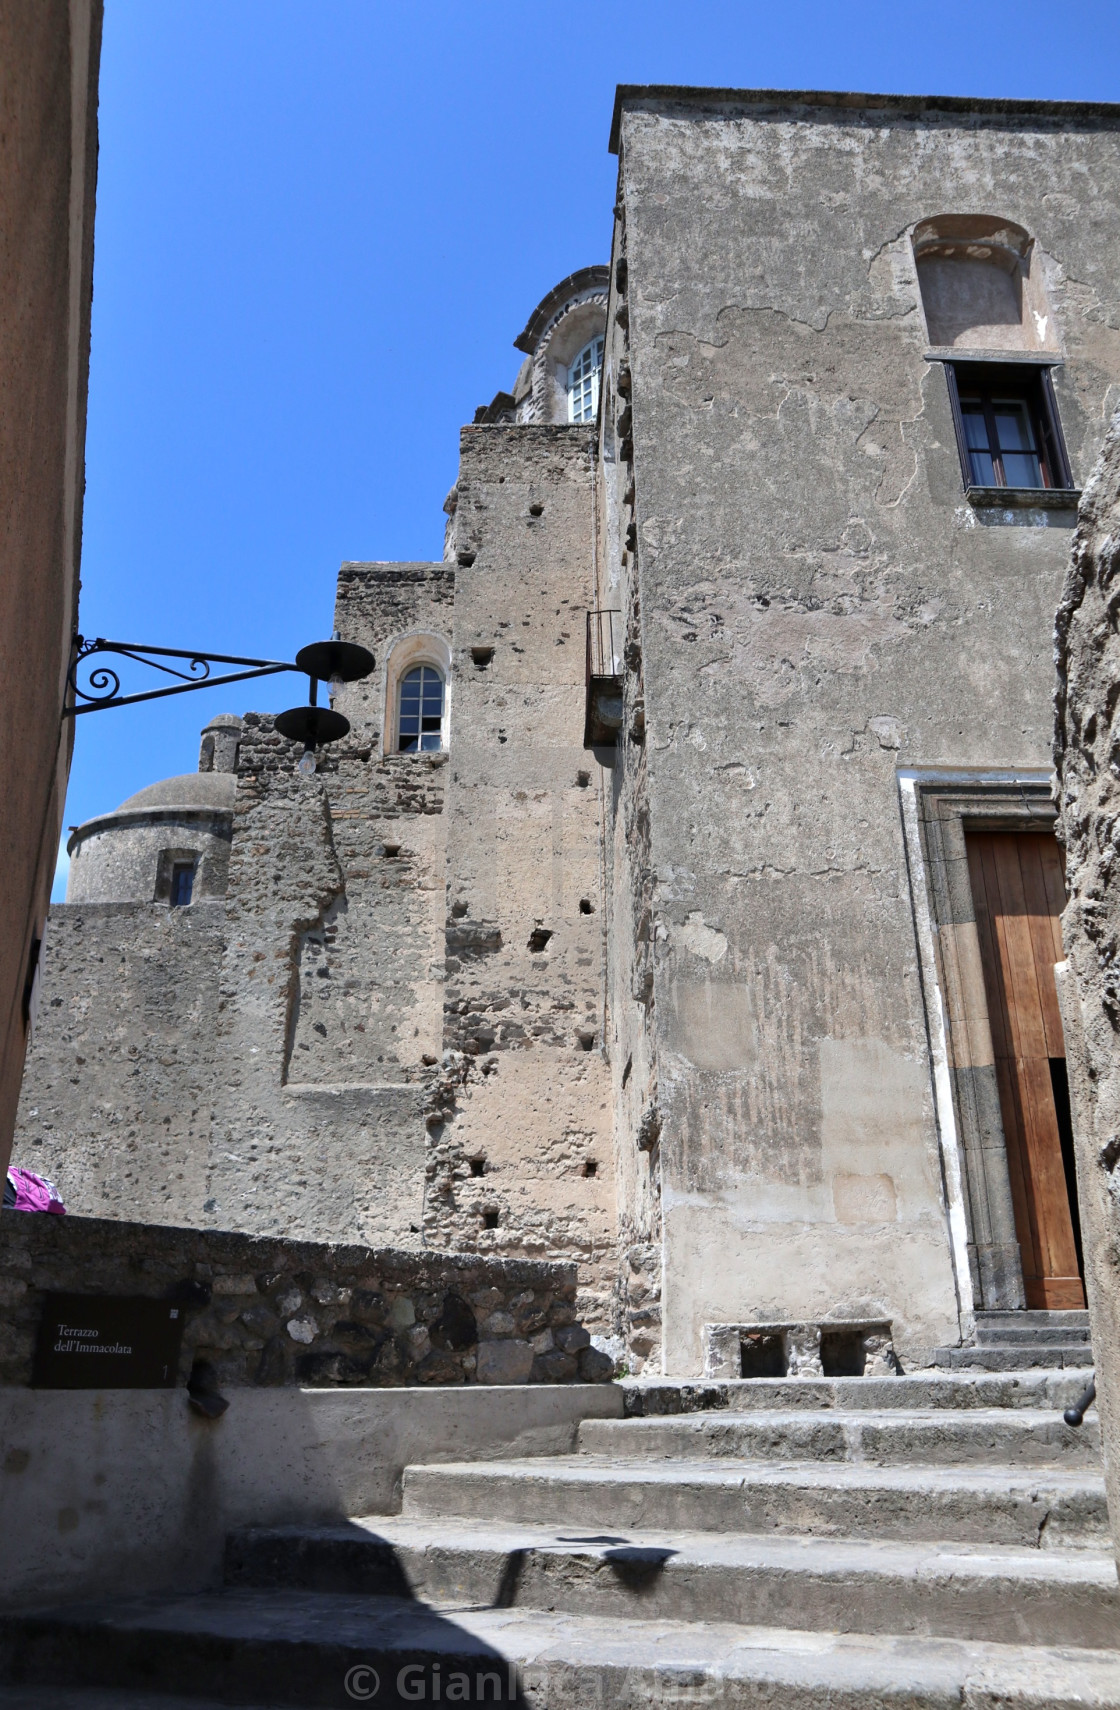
[0,1214,614,1389]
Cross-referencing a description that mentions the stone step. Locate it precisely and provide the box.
[577,1408,1100,1468]
[975,1326,1092,1347]
[930,1347,1094,1372]
[225,1516,1120,1649]
[401,1456,1110,1548]
[622,1369,1096,1416]
[978,1312,1091,1330]
[0,1694,284,1710]
[5,1589,1120,1709]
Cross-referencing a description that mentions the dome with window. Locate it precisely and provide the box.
[472,266,609,426]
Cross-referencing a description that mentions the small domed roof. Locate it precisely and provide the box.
[514,266,610,356]
[117,772,237,813]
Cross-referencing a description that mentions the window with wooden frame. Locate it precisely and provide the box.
[944,362,1074,499]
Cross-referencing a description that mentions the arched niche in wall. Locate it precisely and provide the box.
[381,632,452,755]
[913,215,1056,353]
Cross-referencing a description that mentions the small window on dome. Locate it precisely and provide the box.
[169,862,195,907]
[567,337,604,424]
[398,665,445,753]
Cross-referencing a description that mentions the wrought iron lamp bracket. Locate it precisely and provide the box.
[65,636,300,715]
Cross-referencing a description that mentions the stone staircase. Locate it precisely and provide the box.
[2,1364,1120,1707]
[931,1310,1094,1372]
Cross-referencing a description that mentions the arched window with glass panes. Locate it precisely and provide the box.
[397,664,445,753]
[567,336,604,424]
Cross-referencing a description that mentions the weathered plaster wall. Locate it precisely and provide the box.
[430,426,619,1334]
[612,93,1120,1372]
[0,0,101,1165]
[1054,405,1120,1571]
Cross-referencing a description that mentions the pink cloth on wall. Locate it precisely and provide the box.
[5,1168,66,1214]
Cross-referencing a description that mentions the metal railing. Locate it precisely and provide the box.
[584,610,624,749]
[1063,1373,1096,1427]
[586,609,623,684]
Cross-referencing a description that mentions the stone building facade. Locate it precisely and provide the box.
[17,88,1120,1375]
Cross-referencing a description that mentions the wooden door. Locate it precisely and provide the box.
[965,830,1084,1310]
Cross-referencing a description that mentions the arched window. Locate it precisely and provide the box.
[398,664,445,753]
[567,336,604,423]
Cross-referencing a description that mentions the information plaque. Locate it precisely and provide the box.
[32,1293,185,1389]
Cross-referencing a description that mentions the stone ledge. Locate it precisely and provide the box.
[965,484,1081,510]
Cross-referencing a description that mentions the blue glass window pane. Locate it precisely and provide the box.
[1002,452,1043,488]
[994,401,1036,452]
[170,863,195,907]
[961,406,988,449]
[568,336,603,424]
[993,400,1042,488]
[398,665,444,753]
[960,402,996,486]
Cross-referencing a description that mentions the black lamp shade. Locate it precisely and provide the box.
[295,641,375,683]
[274,706,351,747]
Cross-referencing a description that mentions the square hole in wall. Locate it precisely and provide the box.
[469,1159,486,1177]
[740,1332,786,1379]
[482,1210,499,1229]
[820,1329,866,1378]
[582,1160,598,1178]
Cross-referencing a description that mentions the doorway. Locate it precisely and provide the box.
[965,829,1084,1310]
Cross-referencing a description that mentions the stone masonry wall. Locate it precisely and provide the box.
[189,715,437,1247]
[0,1212,612,1388]
[428,426,619,1337]
[13,572,457,1249]
[12,902,225,1226]
[599,195,664,1375]
[1054,405,1120,1570]
[13,439,624,1344]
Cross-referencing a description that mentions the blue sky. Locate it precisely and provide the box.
[58,0,1120,895]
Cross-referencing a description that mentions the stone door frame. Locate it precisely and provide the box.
[899,766,1058,1325]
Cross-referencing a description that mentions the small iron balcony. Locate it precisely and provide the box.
[584,609,624,748]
